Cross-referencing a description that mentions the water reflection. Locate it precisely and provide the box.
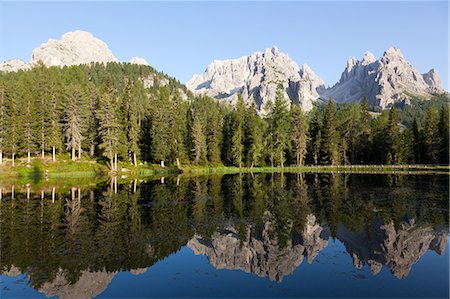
[1,173,448,297]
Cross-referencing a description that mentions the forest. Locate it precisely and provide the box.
[0,62,448,170]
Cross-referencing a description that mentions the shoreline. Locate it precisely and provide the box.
[0,158,448,180]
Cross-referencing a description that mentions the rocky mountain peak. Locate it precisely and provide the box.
[31,30,119,67]
[186,47,324,113]
[362,51,376,65]
[129,56,149,66]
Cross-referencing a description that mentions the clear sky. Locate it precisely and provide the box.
[1,1,448,89]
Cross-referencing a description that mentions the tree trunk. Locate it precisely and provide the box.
[78,144,81,160]
[280,151,283,168]
[160,160,165,167]
[250,161,254,169]
[12,153,15,167]
[133,152,137,167]
[52,146,56,162]
[0,151,2,165]
[90,144,95,158]
[52,187,55,203]
[71,147,75,161]
[27,151,31,163]
[110,157,114,171]
[114,153,118,171]
[176,158,180,168]
[41,148,44,159]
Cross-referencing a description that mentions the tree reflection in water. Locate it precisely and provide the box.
[1,173,448,297]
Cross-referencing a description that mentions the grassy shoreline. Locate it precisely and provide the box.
[0,156,448,180]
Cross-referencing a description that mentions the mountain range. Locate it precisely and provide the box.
[1,30,446,111]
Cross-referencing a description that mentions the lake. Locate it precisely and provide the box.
[1,173,448,298]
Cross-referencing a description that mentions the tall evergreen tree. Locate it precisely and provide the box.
[321,99,340,165]
[64,84,87,162]
[122,81,140,166]
[19,78,38,163]
[424,106,440,164]
[265,86,291,167]
[386,106,403,164]
[290,104,309,166]
[0,81,6,165]
[244,102,264,167]
[438,104,449,164]
[191,114,207,165]
[230,94,246,167]
[308,107,322,165]
[411,118,422,164]
[96,91,119,169]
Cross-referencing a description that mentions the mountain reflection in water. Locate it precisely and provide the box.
[1,173,448,298]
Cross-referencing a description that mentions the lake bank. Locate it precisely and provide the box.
[0,158,448,182]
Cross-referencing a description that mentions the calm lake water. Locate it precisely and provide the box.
[1,173,448,298]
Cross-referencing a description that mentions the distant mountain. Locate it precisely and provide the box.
[322,48,445,108]
[0,30,148,72]
[187,46,325,113]
[188,47,446,111]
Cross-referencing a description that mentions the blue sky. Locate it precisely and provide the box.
[1,1,448,88]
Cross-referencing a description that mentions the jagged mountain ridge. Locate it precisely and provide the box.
[1,31,446,110]
[187,46,325,113]
[0,30,149,72]
[188,47,446,111]
[322,48,445,108]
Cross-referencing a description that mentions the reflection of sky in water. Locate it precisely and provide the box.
[2,241,448,298]
[1,174,448,298]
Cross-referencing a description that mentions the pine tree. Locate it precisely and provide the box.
[424,106,440,164]
[308,107,322,165]
[244,102,264,167]
[19,77,38,163]
[290,104,309,166]
[122,81,140,166]
[359,97,372,163]
[438,104,449,164]
[321,99,340,165]
[0,80,6,165]
[64,84,87,161]
[46,68,64,162]
[3,81,20,167]
[96,91,119,170]
[411,118,421,164]
[265,86,291,167]
[149,87,175,167]
[191,114,207,165]
[230,94,246,167]
[386,106,403,164]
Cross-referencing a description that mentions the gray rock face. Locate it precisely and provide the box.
[323,48,445,108]
[337,219,448,279]
[187,47,325,113]
[31,30,119,67]
[129,56,149,66]
[187,213,329,282]
[0,59,30,72]
[38,269,116,299]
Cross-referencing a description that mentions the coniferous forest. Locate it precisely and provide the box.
[0,62,448,169]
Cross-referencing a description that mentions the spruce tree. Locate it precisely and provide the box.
[64,84,87,161]
[321,99,340,165]
[230,94,246,167]
[191,114,207,165]
[96,91,119,170]
[386,106,403,164]
[123,81,140,166]
[244,102,264,167]
[0,81,5,165]
[290,104,309,166]
[438,105,449,164]
[265,86,291,167]
[411,118,421,164]
[19,78,38,163]
[424,106,440,164]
